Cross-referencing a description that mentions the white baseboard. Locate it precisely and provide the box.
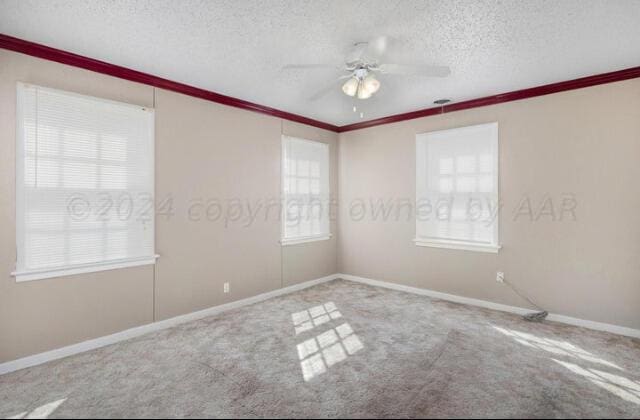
[544,313,640,339]
[338,273,640,339]
[0,274,339,376]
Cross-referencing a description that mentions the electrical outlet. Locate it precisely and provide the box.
[223,282,229,293]
[496,272,505,283]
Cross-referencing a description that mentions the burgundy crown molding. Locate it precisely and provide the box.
[338,65,640,132]
[0,33,339,132]
[2,33,640,134]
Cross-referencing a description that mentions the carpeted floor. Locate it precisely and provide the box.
[1,279,640,418]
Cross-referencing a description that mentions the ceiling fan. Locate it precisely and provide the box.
[283,36,451,101]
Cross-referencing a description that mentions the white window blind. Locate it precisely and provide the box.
[14,83,155,281]
[415,123,500,253]
[282,136,330,245]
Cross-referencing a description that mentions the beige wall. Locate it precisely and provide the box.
[154,89,283,320]
[338,78,640,330]
[0,50,338,362]
[2,47,639,363]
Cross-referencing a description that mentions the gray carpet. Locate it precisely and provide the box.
[1,279,639,418]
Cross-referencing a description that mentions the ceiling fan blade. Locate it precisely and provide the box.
[378,63,451,77]
[365,35,393,59]
[309,85,335,102]
[308,75,351,102]
[346,35,393,66]
[282,64,337,70]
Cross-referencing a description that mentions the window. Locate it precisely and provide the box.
[281,136,330,245]
[415,123,500,253]
[13,83,156,282]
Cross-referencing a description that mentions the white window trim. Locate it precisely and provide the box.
[14,82,156,282]
[280,135,331,246]
[280,234,332,246]
[12,255,160,283]
[413,238,501,253]
[415,122,500,253]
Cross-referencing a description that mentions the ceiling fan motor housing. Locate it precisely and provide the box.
[353,67,369,80]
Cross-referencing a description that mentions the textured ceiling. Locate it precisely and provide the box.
[1,0,640,126]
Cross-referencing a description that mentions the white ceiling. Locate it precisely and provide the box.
[2,0,640,126]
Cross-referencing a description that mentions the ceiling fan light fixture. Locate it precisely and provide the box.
[362,74,380,94]
[342,77,359,97]
[357,84,373,99]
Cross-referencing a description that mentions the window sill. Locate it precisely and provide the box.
[281,235,332,246]
[12,255,159,282]
[414,238,501,254]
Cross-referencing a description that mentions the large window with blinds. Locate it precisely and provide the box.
[13,83,156,282]
[415,123,500,253]
[281,136,331,245]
